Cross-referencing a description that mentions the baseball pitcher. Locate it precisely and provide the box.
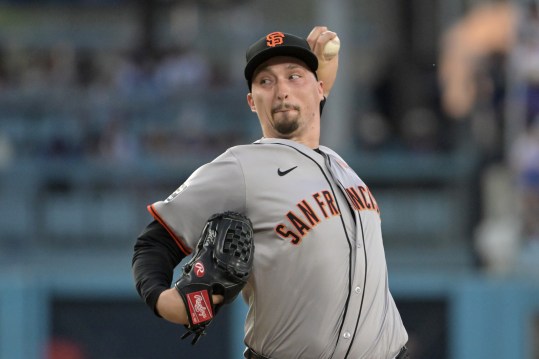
[132,26,408,359]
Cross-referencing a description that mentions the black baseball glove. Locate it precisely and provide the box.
[174,211,254,344]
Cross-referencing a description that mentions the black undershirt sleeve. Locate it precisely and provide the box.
[132,220,187,316]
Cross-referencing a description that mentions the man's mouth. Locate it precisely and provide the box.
[273,104,299,114]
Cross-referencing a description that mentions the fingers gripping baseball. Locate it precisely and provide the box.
[307,26,340,61]
[174,211,254,344]
[323,36,341,61]
[307,26,340,96]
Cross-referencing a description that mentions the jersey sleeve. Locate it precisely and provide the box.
[148,149,246,255]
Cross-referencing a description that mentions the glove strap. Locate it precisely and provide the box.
[174,282,215,326]
[174,282,215,345]
[184,288,214,325]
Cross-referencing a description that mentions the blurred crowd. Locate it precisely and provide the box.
[0,41,246,167]
[0,41,218,94]
[0,4,535,359]
[437,0,539,274]
[0,0,537,274]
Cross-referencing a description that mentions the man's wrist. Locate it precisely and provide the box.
[156,288,188,324]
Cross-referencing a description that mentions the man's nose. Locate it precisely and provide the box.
[276,81,289,100]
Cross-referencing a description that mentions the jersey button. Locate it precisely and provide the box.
[343,331,351,339]
[354,286,362,294]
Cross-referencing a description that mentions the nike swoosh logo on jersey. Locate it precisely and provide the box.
[277,166,298,176]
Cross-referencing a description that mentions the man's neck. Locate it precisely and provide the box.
[262,128,320,149]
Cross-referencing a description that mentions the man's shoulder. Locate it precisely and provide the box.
[222,141,313,165]
[211,143,262,162]
[226,141,286,154]
[318,145,347,161]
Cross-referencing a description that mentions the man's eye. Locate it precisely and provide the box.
[290,74,301,80]
[259,78,271,85]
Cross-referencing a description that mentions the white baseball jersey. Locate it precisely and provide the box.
[149,138,408,359]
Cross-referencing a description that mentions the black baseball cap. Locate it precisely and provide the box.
[244,31,318,90]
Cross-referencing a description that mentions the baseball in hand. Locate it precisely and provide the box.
[323,36,340,60]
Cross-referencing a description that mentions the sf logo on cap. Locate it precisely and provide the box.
[266,32,285,47]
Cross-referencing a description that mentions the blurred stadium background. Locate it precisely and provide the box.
[0,0,538,358]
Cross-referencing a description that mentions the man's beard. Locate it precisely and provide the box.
[272,103,300,136]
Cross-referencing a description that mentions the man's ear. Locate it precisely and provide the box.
[318,81,325,100]
[247,93,257,112]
